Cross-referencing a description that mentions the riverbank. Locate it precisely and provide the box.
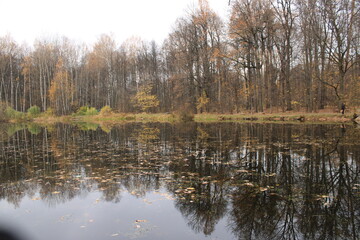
[32,112,357,124]
[195,112,355,123]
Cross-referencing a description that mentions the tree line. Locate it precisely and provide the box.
[0,0,359,115]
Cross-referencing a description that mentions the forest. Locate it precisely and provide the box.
[0,0,359,116]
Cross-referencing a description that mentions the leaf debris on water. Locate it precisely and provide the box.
[135,219,148,223]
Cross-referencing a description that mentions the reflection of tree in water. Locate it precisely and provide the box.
[173,182,228,235]
[0,122,359,239]
[230,185,283,239]
[228,125,360,240]
[132,124,160,144]
[164,125,233,235]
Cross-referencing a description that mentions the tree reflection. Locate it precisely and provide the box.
[228,124,360,240]
[0,122,359,239]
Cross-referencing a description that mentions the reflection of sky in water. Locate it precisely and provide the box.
[0,122,359,240]
[0,189,231,240]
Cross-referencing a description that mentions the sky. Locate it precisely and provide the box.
[0,0,230,46]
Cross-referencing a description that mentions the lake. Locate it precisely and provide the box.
[0,122,359,240]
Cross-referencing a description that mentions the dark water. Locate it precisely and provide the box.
[0,122,359,240]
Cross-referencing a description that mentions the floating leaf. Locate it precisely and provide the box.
[135,220,147,223]
[242,182,254,187]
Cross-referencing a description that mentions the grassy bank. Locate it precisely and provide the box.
[33,112,357,124]
[195,113,355,123]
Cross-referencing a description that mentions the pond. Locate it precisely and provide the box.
[0,122,359,240]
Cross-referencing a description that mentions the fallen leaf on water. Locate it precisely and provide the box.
[31,197,41,201]
[135,220,147,223]
[266,173,277,177]
[242,182,254,187]
[52,191,61,194]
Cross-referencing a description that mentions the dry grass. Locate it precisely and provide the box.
[34,111,356,125]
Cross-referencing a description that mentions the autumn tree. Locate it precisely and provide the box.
[229,0,278,112]
[163,0,225,113]
[49,58,74,115]
[0,35,22,110]
[132,85,159,113]
[319,0,359,105]
[0,0,358,115]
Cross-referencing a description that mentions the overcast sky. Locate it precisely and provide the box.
[0,0,230,45]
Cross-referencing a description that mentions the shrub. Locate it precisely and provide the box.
[85,107,98,116]
[178,110,194,122]
[176,109,195,122]
[45,107,54,116]
[27,105,41,117]
[4,106,26,121]
[176,104,195,122]
[74,106,98,116]
[99,105,113,116]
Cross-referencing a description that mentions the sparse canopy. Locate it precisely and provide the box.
[0,0,358,115]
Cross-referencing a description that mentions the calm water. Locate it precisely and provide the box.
[0,122,359,240]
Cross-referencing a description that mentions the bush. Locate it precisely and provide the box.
[74,106,98,116]
[0,102,28,122]
[45,107,54,116]
[99,105,113,116]
[4,106,27,121]
[175,104,195,122]
[178,110,194,122]
[27,105,41,117]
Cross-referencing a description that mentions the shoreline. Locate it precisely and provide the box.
[30,112,357,125]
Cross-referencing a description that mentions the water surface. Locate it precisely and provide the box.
[0,122,359,240]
